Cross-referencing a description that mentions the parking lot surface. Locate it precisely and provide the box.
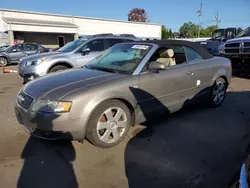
[0,66,250,188]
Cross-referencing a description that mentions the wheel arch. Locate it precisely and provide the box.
[212,69,230,88]
[47,61,74,73]
[213,75,229,89]
[219,75,229,86]
[0,55,9,62]
[84,96,136,130]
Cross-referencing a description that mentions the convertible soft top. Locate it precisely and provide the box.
[133,39,214,60]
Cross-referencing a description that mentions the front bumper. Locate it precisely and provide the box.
[18,70,39,83]
[15,103,87,141]
[18,64,47,83]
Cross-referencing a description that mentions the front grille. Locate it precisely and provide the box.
[225,43,240,48]
[244,42,250,47]
[17,91,34,110]
[225,49,240,53]
[243,48,250,53]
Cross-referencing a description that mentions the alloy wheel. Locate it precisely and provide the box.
[96,107,128,144]
[212,81,226,105]
[0,58,7,67]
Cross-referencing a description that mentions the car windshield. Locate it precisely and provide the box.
[235,27,250,38]
[58,39,86,53]
[85,43,151,74]
[212,29,225,38]
[2,45,13,52]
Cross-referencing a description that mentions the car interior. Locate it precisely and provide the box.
[149,46,187,68]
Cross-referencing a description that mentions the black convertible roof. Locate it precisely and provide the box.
[137,39,214,59]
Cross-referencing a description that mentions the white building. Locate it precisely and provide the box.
[0,9,162,47]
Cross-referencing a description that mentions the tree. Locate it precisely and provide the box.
[169,28,173,38]
[162,26,174,39]
[128,8,149,22]
[161,26,168,39]
[200,25,218,37]
[179,22,199,38]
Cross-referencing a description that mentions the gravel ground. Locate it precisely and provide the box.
[0,66,249,188]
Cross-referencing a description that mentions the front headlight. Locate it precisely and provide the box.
[32,100,72,113]
[26,58,47,66]
[218,43,225,54]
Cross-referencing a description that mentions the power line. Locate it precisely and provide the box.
[196,3,202,38]
[215,12,221,27]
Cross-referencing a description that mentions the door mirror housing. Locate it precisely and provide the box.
[12,49,17,52]
[148,61,166,71]
[81,48,90,56]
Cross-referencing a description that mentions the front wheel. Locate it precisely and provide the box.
[0,57,8,67]
[209,77,227,107]
[86,100,131,148]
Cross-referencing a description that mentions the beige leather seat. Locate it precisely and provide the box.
[156,49,176,67]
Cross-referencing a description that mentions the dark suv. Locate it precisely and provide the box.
[0,43,49,67]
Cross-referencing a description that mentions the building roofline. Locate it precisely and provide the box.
[0,8,162,26]
[2,16,78,28]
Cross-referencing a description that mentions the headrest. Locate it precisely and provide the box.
[160,49,174,58]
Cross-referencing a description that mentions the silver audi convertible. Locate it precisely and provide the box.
[15,40,232,148]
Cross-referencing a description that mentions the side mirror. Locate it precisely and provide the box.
[12,49,17,52]
[81,48,90,56]
[148,61,166,71]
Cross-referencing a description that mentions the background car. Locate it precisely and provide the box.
[15,40,232,148]
[0,43,49,67]
[218,27,250,63]
[195,27,240,56]
[17,33,141,83]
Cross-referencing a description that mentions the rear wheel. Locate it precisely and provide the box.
[49,65,68,73]
[86,100,131,148]
[208,77,227,107]
[0,57,8,67]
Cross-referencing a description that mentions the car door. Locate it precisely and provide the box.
[137,45,197,113]
[8,44,25,62]
[74,39,107,67]
[23,44,39,56]
[184,47,214,96]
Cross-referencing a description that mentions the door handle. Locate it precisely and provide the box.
[187,71,195,76]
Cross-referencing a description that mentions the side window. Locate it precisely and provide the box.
[185,47,203,63]
[108,39,123,48]
[10,45,23,52]
[83,39,105,52]
[143,45,187,72]
[171,46,187,65]
[24,44,38,51]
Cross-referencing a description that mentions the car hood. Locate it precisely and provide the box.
[225,36,250,43]
[23,68,126,100]
[20,52,67,62]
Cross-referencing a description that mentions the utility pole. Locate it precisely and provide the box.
[215,12,221,27]
[196,3,202,38]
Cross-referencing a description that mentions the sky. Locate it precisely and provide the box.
[1,0,250,32]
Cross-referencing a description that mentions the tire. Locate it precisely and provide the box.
[0,57,8,67]
[49,65,68,73]
[86,100,131,148]
[208,77,227,107]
